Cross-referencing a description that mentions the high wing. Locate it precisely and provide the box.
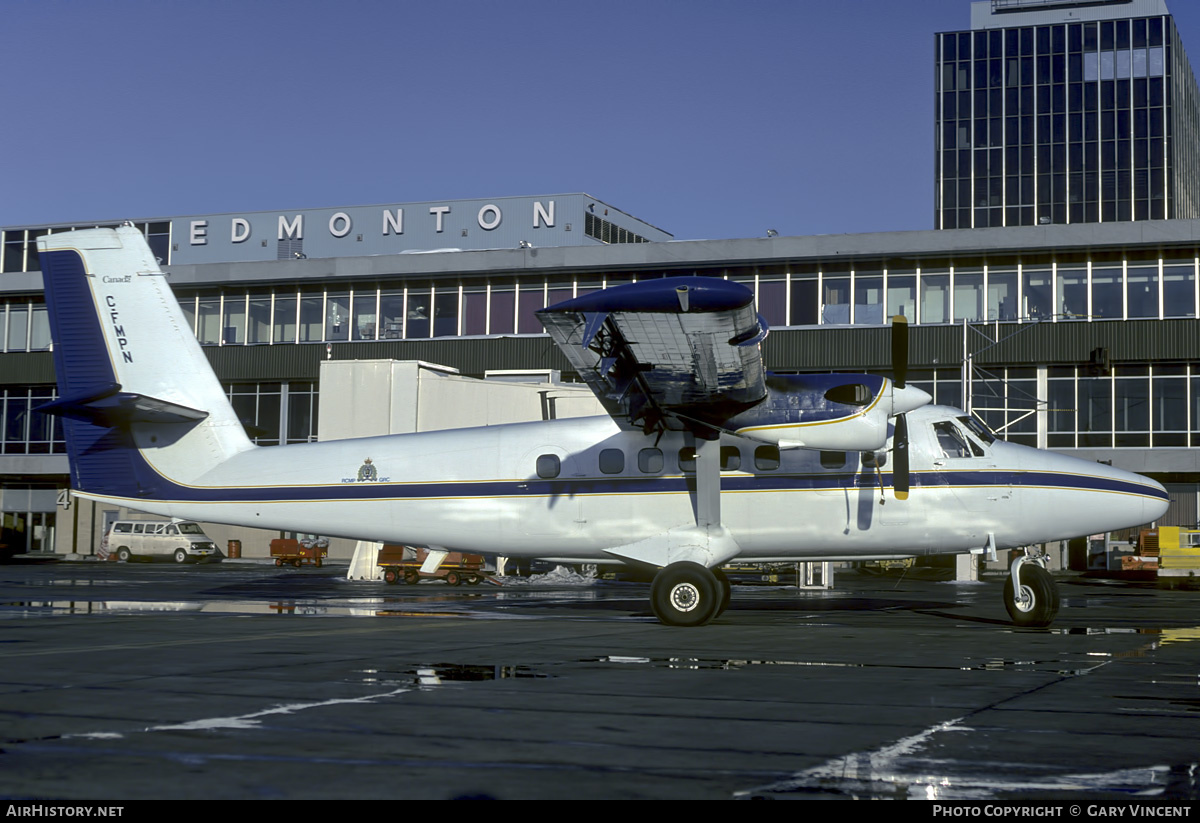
[537,277,768,435]
[539,276,931,454]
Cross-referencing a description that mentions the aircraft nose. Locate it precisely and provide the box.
[1084,462,1170,533]
[891,384,932,415]
[1141,474,1170,522]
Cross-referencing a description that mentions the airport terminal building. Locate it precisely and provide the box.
[3,0,1200,558]
[1,200,1200,556]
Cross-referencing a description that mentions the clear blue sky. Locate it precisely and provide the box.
[6,0,1200,240]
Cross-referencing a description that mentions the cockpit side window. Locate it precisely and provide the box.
[933,421,982,458]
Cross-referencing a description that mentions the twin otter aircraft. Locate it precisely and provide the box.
[37,225,1168,626]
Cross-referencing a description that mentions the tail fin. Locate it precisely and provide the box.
[38,224,252,500]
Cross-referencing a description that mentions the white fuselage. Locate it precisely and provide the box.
[81,406,1167,564]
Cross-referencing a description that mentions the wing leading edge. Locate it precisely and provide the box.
[537,277,768,434]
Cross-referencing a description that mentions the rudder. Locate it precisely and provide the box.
[38,225,253,498]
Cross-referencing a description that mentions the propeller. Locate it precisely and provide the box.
[891,315,911,501]
[892,314,908,390]
[893,411,910,501]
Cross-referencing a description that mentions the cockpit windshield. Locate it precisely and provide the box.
[958,414,997,444]
[934,421,980,457]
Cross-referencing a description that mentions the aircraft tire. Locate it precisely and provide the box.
[650,562,720,627]
[117,547,131,563]
[1003,563,1059,627]
[712,567,732,618]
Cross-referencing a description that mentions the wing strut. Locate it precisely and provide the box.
[694,436,722,528]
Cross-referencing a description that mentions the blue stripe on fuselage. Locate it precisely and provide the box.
[92,465,1169,505]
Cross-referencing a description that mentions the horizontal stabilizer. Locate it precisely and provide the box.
[36,383,209,427]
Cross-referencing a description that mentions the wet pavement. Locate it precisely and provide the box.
[1,561,1198,800]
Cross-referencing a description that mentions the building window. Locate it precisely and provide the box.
[433,286,459,337]
[920,272,950,324]
[286,382,318,444]
[352,289,378,341]
[822,271,850,324]
[248,292,272,344]
[326,292,350,342]
[274,293,297,343]
[197,296,221,345]
[227,383,281,446]
[0,387,63,454]
[222,293,246,344]
[406,289,431,339]
[379,291,404,339]
[298,291,324,342]
[222,382,317,446]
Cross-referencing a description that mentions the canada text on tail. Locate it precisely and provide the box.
[37,225,253,502]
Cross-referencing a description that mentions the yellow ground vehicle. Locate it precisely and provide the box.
[1154,527,1200,581]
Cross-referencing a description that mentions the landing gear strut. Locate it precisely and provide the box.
[1004,550,1060,627]
[650,562,724,627]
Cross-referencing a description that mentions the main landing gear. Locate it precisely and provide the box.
[1004,551,1060,627]
[649,563,732,627]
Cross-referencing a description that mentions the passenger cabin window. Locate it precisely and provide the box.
[638,448,664,473]
[754,445,780,471]
[599,448,624,474]
[536,454,560,479]
[862,450,887,468]
[678,447,696,473]
[820,451,847,469]
[132,524,144,534]
[720,446,741,471]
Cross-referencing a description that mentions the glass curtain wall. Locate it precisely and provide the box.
[935,14,1180,228]
[156,249,1198,353]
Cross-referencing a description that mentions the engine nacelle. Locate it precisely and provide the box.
[720,374,930,452]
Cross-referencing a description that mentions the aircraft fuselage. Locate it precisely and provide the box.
[81,405,1166,564]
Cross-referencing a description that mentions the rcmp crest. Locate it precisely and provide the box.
[356,458,378,482]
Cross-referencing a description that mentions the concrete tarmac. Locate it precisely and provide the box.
[1,560,1198,801]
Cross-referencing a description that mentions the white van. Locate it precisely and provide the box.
[107,520,219,563]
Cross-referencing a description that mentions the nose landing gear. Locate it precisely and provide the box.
[1004,551,1060,627]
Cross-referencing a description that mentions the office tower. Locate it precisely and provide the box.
[935,0,1200,228]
